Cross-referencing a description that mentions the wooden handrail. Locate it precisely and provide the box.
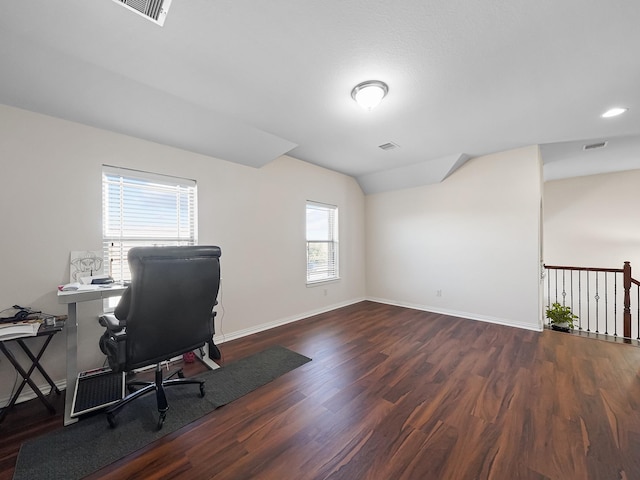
[544,264,623,273]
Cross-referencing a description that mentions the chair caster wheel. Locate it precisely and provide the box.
[199,383,205,397]
[107,412,117,429]
[157,412,167,430]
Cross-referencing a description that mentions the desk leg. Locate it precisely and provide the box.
[17,337,61,394]
[199,342,221,371]
[64,302,78,426]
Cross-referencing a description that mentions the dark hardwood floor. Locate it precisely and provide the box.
[2,300,640,479]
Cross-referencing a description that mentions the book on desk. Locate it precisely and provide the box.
[0,318,42,341]
[0,315,67,341]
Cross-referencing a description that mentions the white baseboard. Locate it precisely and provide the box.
[0,378,67,409]
[366,296,543,332]
[0,298,365,408]
[14,297,525,407]
[213,297,367,345]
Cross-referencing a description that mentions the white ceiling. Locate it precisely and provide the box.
[1,0,639,193]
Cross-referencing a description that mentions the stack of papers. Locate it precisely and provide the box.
[0,320,41,341]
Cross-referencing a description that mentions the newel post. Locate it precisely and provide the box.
[624,261,632,338]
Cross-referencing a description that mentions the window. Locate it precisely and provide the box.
[102,166,197,288]
[306,201,338,283]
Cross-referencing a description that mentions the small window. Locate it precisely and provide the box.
[102,166,197,305]
[306,201,339,284]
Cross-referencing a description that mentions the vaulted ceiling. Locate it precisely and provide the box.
[1,1,639,193]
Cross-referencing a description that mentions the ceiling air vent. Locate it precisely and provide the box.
[583,141,607,151]
[112,0,172,26]
[378,142,399,151]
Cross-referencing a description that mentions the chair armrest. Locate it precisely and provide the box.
[98,326,127,372]
[99,314,126,332]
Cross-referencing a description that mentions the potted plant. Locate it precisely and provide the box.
[545,302,578,332]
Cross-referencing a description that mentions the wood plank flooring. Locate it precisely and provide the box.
[2,300,640,479]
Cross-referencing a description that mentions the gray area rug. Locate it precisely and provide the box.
[13,345,311,480]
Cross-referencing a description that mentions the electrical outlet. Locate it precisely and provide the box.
[436,290,442,297]
[323,289,328,296]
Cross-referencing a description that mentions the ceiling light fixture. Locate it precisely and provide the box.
[351,80,389,111]
[601,107,629,118]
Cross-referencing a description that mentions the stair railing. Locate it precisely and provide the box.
[544,262,640,339]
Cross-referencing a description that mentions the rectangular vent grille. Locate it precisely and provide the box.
[378,142,399,151]
[113,0,172,26]
[583,141,607,151]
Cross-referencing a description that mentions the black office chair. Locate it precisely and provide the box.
[98,245,221,429]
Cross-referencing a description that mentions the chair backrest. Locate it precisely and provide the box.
[123,245,221,370]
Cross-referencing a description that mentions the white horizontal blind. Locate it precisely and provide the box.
[306,201,338,283]
[102,166,197,284]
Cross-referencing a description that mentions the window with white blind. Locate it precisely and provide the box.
[306,201,339,284]
[102,165,197,287]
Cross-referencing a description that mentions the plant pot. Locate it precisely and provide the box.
[551,322,570,332]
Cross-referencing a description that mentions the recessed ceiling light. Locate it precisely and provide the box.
[601,107,629,118]
[351,80,389,111]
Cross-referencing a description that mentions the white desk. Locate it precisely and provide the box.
[57,284,220,426]
[58,285,127,426]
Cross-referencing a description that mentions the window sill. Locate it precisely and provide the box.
[306,277,340,287]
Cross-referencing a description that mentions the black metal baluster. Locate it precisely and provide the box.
[578,272,582,331]
[570,270,574,315]
[586,272,591,332]
[613,273,618,337]
[604,273,608,335]
[593,272,600,333]
[637,284,639,340]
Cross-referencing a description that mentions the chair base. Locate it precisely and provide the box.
[105,363,205,430]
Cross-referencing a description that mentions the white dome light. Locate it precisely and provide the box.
[602,107,629,118]
[351,80,389,111]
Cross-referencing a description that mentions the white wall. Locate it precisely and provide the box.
[544,169,640,270]
[366,146,543,330]
[0,104,366,402]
